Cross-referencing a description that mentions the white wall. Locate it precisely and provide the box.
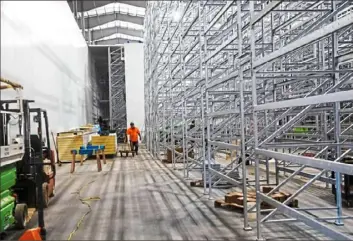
[1,1,91,135]
[124,43,145,135]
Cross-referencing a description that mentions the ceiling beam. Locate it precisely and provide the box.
[79,12,144,29]
[117,1,146,8]
[68,1,146,12]
[93,38,142,45]
[87,26,143,41]
[68,1,113,12]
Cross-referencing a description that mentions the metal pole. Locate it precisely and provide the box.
[199,1,206,194]
[169,55,176,169]
[237,0,251,231]
[201,87,207,194]
[36,110,46,238]
[179,14,187,177]
[332,0,343,226]
[203,6,212,199]
[250,1,262,239]
[108,47,112,128]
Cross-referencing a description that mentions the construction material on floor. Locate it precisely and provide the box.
[57,131,91,163]
[91,134,117,156]
[118,143,135,157]
[214,187,299,212]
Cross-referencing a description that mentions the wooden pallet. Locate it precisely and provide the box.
[214,188,299,212]
[119,150,135,157]
[118,143,135,157]
[214,198,299,212]
[214,199,250,212]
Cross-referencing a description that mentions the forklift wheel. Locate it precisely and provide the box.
[1,232,7,240]
[43,183,49,208]
[14,203,28,229]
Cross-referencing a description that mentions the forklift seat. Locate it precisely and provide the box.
[30,134,47,154]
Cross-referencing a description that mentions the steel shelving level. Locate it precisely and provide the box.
[144,1,353,240]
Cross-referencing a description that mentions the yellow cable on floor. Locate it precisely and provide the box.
[67,179,101,240]
[67,162,113,240]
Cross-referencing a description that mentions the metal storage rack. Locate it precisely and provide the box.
[144,0,353,240]
[108,46,127,130]
[248,1,353,240]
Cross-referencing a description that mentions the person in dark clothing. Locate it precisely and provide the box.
[98,116,103,126]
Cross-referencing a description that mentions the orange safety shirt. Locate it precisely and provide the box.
[127,127,140,142]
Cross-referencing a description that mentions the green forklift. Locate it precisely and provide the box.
[0,78,55,239]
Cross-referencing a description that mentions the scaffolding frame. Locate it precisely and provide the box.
[144,0,353,240]
[109,46,127,130]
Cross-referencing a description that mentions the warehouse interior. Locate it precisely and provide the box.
[1,0,353,240]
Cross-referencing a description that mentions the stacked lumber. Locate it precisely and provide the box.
[92,134,117,155]
[57,131,91,163]
[214,187,298,212]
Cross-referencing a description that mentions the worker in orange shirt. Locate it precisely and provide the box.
[126,122,141,155]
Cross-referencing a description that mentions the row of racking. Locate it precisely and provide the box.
[144,0,353,240]
[108,46,127,131]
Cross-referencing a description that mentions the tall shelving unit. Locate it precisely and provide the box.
[109,46,127,130]
[144,1,353,240]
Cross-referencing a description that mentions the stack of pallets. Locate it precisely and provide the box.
[214,187,298,212]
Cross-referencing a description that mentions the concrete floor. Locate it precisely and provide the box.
[168,159,353,240]
[6,148,353,240]
[42,149,256,240]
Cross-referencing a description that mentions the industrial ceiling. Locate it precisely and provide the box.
[67,0,146,45]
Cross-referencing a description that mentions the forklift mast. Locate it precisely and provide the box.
[1,80,51,238]
[16,101,54,238]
